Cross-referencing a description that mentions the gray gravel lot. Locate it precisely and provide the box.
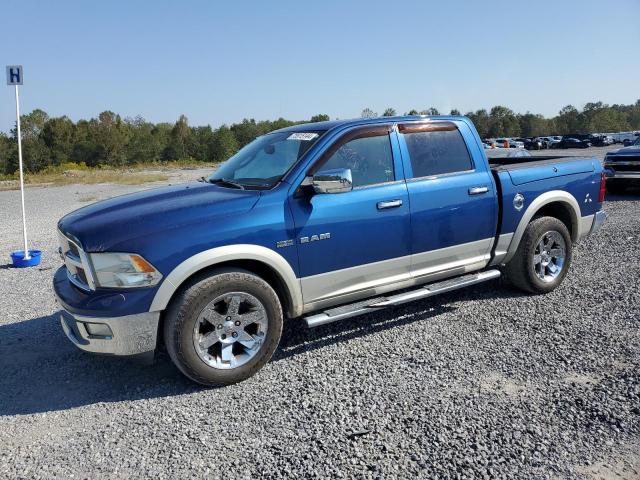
[1,151,639,479]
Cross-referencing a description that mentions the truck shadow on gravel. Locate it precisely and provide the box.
[0,283,523,416]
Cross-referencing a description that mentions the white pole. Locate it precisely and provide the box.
[14,84,30,259]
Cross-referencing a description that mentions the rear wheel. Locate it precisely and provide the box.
[504,216,572,294]
[163,269,283,386]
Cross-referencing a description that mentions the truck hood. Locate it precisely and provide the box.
[607,146,640,156]
[58,182,261,252]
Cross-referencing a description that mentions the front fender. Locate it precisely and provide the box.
[149,244,303,318]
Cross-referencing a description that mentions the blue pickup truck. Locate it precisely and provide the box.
[54,116,607,385]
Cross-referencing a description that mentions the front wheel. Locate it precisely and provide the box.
[163,268,283,386]
[504,216,572,294]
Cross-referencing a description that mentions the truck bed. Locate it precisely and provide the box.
[489,155,591,171]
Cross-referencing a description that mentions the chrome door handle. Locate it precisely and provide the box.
[468,186,489,195]
[377,199,403,210]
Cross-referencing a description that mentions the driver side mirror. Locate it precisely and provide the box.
[311,168,353,194]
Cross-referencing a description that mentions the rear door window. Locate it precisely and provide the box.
[399,123,473,178]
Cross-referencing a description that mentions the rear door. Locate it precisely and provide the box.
[397,120,497,280]
[289,124,411,307]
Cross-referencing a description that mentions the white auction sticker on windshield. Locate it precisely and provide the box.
[287,132,319,141]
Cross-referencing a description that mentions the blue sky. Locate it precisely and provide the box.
[1,0,639,132]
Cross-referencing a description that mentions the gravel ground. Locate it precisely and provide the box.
[0,158,639,479]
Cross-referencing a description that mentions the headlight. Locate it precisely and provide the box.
[89,253,163,288]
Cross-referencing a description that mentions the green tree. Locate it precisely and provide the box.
[466,109,490,138]
[518,112,548,137]
[189,125,215,161]
[361,108,377,118]
[554,105,581,134]
[488,106,520,137]
[0,132,15,174]
[124,116,162,164]
[231,119,262,148]
[10,109,50,172]
[85,111,129,166]
[310,114,330,123]
[588,108,629,133]
[420,107,440,115]
[42,116,75,165]
[163,114,191,160]
[382,108,396,116]
[209,125,238,162]
[450,109,461,116]
[406,109,419,115]
[18,109,49,140]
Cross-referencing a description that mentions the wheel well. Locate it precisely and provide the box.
[533,201,577,241]
[157,259,293,348]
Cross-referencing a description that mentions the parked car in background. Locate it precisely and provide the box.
[495,138,524,149]
[485,148,532,159]
[538,136,559,149]
[557,136,592,149]
[623,133,640,146]
[589,134,614,147]
[604,135,640,194]
[610,132,639,144]
[523,138,543,150]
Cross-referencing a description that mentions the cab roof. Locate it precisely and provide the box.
[272,115,468,134]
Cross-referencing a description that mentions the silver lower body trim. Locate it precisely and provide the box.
[489,233,514,266]
[60,310,160,356]
[578,214,595,241]
[301,238,493,313]
[590,210,607,235]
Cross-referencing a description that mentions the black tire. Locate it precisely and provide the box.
[504,216,572,294]
[163,268,283,386]
[606,180,627,195]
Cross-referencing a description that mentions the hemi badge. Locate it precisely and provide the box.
[276,239,294,248]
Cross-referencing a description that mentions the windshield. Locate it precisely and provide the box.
[208,130,325,189]
[634,136,640,146]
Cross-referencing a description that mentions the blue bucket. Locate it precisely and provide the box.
[10,250,42,268]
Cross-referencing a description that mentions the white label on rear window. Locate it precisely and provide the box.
[287,132,319,141]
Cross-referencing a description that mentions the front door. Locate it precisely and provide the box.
[289,124,411,308]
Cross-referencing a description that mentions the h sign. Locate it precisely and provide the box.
[6,65,23,85]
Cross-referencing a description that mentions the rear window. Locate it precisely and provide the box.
[400,126,473,177]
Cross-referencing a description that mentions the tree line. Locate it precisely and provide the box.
[371,100,640,139]
[1,101,639,175]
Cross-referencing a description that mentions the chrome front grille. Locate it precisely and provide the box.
[58,230,95,291]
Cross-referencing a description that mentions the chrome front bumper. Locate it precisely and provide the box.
[60,309,160,357]
[590,210,607,235]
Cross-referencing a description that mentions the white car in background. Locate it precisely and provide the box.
[495,138,524,149]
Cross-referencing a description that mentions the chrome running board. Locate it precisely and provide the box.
[303,269,501,328]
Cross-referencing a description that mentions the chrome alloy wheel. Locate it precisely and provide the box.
[533,230,566,283]
[193,292,268,369]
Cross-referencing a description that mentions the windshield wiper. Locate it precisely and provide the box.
[207,178,245,190]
